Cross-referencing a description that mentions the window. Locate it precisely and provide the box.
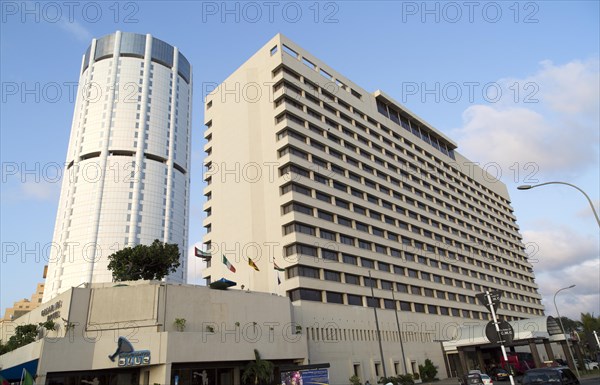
[320,229,336,240]
[318,210,334,221]
[345,274,360,285]
[361,258,375,268]
[338,216,352,227]
[397,283,408,292]
[381,280,393,290]
[324,270,341,282]
[414,303,426,313]
[340,235,355,245]
[289,288,321,302]
[287,265,319,279]
[316,191,332,203]
[378,262,390,272]
[343,254,358,265]
[399,301,411,311]
[285,243,317,257]
[336,199,350,209]
[326,292,343,304]
[384,299,396,309]
[322,249,338,261]
[347,294,362,306]
[367,297,379,308]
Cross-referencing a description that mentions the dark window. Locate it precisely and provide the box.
[361,258,375,268]
[343,254,358,265]
[347,294,362,306]
[340,235,355,245]
[326,292,343,304]
[316,191,331,203]
[320,229,336,240]
[345,274,360,285]
[366,297,379,308]
[384,299,396,309]
[378,262,390,272]
[324,270,341,282]
[336,199,350,209]
[322,249,338,261]
[289,288,321,302]
[397,283,408,292]
[399,301,411,311]
[414,303,426,313]
[318,210,334,221]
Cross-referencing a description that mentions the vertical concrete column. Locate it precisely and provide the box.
[528,340,542,368]
[544,340,555,362]
[457,348,468,377]
[560,340,576,372]
[476,347,486,372]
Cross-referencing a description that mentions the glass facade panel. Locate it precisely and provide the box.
[120,32,146,58]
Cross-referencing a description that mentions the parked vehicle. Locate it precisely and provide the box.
[480,374,493,385]
[500,352,535,375]
[574,359,599,370]
[521,368,579,385]
[489,368,509,381]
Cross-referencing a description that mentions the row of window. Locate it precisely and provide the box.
[277,123,520,249]
[287,288,542,319]
[274,104,521,246]
[271,66,516,218]
[280,178,533,276]
[280,164,518,266]
[286,263,541,308]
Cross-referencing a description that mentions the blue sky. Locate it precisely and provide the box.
[1,1,598,321]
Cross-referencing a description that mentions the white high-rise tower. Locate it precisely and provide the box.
[43,31,192,301]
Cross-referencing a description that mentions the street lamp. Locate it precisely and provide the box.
[553,285,580,378]
[517,182,600,227]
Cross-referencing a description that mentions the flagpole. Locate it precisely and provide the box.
[20,368,24,385]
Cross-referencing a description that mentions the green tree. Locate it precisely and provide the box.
[580,312,600,356]
[107,239,180,282]
[242,349,274,385]
[0,324,38,354]
[418,359,438,382]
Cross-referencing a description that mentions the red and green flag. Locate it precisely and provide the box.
[248,258,260,271]
[1,374,9,385]
[222,255,236,273]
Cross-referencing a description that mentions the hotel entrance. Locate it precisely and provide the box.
[45,368,139,385]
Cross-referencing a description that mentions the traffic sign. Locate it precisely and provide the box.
[485,319,514,345]
[476,290,502,313]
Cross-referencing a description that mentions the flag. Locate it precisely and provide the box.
[277,274,281,285]
[248,258,260,271]
[273,262,285,271]
[22,369,35,385]
[1,374,9,385]
[222,255,236,273]
[195,247,211,259]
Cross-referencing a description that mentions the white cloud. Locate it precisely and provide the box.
[523,227,598,271]
[20,179,61,201]
[57,19,92,43]
[454,59,600,180]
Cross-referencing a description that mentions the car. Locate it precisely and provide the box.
[489,368,510,381]
[521,367,579,385]
[462,372,484,385]
[480,374,493,385]
[584,359,599,370]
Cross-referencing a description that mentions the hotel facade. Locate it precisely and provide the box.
[201,33,546,379]
[43,32,192,302]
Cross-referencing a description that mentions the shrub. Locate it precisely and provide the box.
[418,359,438,382]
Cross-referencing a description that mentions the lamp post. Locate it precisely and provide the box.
[517,182,600,227]
[553,285,580,378]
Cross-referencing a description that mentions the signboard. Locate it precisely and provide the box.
[281,365,329,385]
[108,337,151,367]
[485,320,514,345]
[476,290,502,313]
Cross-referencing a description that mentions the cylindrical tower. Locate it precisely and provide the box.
[43,31,192,301]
